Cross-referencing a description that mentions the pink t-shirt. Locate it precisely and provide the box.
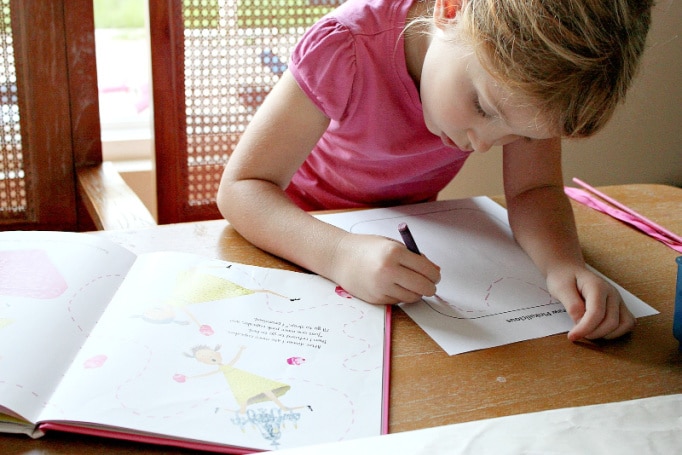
[286,0,470,210]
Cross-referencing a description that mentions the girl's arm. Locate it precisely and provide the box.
[227,346,247,366]
[217,71,440,304]
[502,137,635,341]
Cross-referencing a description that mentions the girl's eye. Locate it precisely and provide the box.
[473,96,490,118]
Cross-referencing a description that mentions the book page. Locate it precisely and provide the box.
[318,197,658,355]
[0,231,136,424]
[43,252,387,451]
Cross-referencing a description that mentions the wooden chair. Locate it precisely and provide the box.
[0,0,154,232]
[148,0,342,224]
[76,162,156,230]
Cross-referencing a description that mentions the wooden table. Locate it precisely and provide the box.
[2,184,681,453]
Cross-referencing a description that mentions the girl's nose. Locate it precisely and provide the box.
[467,131,493,153]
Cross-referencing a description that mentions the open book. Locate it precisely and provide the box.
[0,231,390,453]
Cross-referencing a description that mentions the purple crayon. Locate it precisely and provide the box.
[398,222,421,255]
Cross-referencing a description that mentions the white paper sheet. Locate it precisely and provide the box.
[271,394,682,455]
[318,197,658,355]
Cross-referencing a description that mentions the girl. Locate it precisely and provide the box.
[217,0,652,341]
[178,345,298,414]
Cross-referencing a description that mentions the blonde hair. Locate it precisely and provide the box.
[450,0,653,137]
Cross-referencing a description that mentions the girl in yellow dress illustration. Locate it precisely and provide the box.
[135,267,297,335]
[176,344,302,414]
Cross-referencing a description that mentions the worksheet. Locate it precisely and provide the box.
[318,197,658,355]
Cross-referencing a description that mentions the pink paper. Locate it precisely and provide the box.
[565,185,682,253]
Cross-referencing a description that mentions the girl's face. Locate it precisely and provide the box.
[420,26,555,153]
[143,305,175,321]
[195,349,222,365]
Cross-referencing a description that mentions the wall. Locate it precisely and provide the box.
[439,0,681,200]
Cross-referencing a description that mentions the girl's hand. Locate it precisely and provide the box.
[330,233,441,305]
[546,266,635,341]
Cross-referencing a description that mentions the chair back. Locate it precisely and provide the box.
[149,0,343,224]
[0,0,102,231]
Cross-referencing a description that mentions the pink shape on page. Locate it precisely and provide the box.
[335,286,353,299]
[0,249,68,299]
[84,354,108,369]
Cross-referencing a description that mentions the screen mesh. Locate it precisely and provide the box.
[0,0,26,220]
[181,0,341,207]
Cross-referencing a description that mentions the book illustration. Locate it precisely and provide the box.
[0,249,67,299]
[226,375,361,448]
[0,237,135,420]
[83,354,108,369]
[286,356,306,365]
[66,274,126,335]
[130,262,377,371]
[0,234,134,347]
[0,233,388,452]
[29,256,386,450]
[176,345,303,414]
[67,325,368,449]
[176,344,310,448]
[0,233,128,302]
[229,405,301,449]
[0,270,124,407]
[133,266,299,336]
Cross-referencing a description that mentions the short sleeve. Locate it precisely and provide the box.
[289,17,357,121]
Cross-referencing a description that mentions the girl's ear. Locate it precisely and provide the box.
[434,0,463,29]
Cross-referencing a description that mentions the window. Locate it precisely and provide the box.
[93,0,152,163]
[0,0,24,215]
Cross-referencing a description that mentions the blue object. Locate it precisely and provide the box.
[260,49,287,76]
[674,256,682,351]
